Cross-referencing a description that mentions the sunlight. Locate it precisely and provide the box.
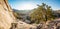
[17,3,37,10]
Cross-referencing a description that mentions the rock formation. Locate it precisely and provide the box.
[0,0,36,29]
[0,0,16,29]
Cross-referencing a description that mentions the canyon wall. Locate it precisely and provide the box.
[0,0,16,29]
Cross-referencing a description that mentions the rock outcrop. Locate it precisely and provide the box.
[16,21,36,29]
[0,0,15,29]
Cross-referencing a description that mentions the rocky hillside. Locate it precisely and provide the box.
[0,0,37,29]
[0,0,15,29]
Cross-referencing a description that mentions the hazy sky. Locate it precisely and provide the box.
[8,0,60,10]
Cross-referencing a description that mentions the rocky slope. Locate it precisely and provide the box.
[0,0,37,29]
[0,0,15,29]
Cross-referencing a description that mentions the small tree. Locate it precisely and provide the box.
[30,3,55,24]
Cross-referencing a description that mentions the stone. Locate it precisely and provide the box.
[0,0,15,29]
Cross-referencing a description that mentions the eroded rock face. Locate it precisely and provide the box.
[15,21,36,29]
[0,0,15,29]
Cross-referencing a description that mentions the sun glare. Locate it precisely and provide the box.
[17,3,37,10]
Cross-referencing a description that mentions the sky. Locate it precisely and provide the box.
[8,0,60,10]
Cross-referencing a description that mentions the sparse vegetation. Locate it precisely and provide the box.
[30,3,55,24]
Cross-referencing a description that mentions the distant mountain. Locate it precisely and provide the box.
[54,10,60,13]
[53,10,60,18]
[13,9,32,14]
[13,9,32,23]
